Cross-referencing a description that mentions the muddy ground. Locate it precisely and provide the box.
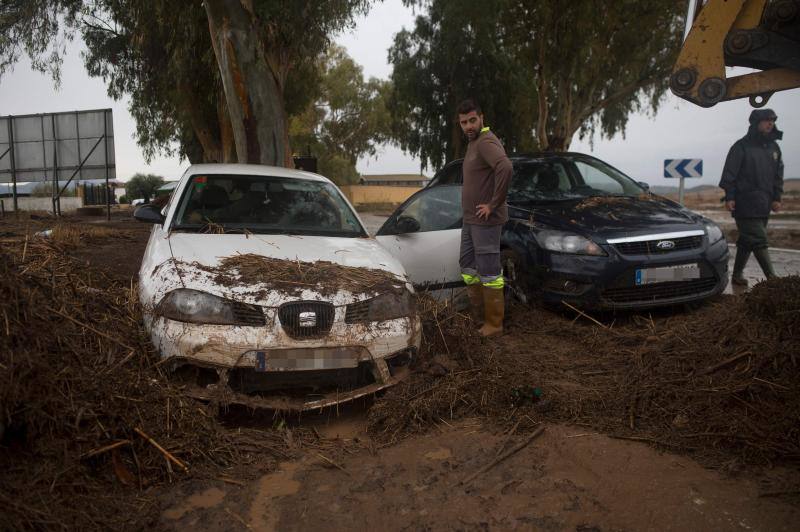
[159,421,799,532]
[2,207,799,531]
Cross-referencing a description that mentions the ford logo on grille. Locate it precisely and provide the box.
[656,240,676,250]
[299,311,317,328]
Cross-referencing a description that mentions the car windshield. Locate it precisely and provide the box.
[172,173,365,237]
[508,157,644,203]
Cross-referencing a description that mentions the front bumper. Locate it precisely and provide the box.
[538,238,730,310]
[147,312,421,411]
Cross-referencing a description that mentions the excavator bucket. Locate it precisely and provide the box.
[671,0,800,107]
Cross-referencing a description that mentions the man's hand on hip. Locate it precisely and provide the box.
[726,200,736,212]
[476,204,492,221]
[772,201,782,213]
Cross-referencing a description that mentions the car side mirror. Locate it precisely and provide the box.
[637,181,650,191]
[395,215,421,234]
[134,204,166,224]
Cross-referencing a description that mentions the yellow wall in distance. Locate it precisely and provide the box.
[339,185,421,206]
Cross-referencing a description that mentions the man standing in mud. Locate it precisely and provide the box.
[457,99,513,337]
[720,109,784,286]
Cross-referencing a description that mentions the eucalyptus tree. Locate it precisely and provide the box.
[390,0,685,167]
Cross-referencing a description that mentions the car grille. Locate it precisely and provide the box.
[228,363,375,394]
[614,236,703,256]
[602,277,718,304]
[278,301,335,339]
[345,299,371,324]
[231,301,266,326]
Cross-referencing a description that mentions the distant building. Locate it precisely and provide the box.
[359,174,430,187]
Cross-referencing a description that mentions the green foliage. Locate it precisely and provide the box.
[124,173,164,203]
[81,0,225,163]
[0,0,83,84]
[290,46,392,185]
[390,0,684,167]
[118,194,128,204]
[389,0,526,169]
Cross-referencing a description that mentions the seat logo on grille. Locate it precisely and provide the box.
[299,311,317,327]
[656,240,676,250]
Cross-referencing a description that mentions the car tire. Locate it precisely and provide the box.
[501,249,530,305]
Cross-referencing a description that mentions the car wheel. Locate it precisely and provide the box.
[501,249,529,305]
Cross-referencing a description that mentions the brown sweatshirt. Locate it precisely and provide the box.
[462,128,513,225]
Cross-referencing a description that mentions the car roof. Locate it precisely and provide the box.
[444,152,598,166]
[182,163,332,184]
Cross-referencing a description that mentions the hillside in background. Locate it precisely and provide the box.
[650,178,800,196]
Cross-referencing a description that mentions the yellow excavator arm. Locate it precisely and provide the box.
[671,0,800,107]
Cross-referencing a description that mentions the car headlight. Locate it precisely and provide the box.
[347,291,415,323]
[705,223,724,244]
[536,229,606,256]
[156,288,262,325]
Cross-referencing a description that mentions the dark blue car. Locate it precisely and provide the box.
[374,153,729,310]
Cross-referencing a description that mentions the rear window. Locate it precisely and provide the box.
[172,174,365,237]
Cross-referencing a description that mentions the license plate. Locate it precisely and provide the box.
[635,263,700,285]
[250,348,360,372]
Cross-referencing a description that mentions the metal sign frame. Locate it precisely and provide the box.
[0,109,115,218]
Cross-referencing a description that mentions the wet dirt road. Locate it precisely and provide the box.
[160,419,800,531]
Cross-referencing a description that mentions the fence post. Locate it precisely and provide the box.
[104,110,110,221]
[7,117,17,214]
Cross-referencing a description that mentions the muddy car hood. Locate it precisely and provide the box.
[509,195,703,238]
[158,233,409,306]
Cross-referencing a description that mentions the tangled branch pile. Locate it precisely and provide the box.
[574,276,800,467]
[369,278,800,468]
[0,241,295,530]
[368,296,515,442]
[204,253,406,296]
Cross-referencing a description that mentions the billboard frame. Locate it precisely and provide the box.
[0,108,115,219]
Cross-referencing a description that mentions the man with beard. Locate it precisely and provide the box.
[457,99,513,336]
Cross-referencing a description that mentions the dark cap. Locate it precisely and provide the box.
[749,108,778,125]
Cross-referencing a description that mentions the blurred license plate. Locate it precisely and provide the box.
[252,349,359,372]
[635,263,700,285]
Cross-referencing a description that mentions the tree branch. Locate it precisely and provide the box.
[576,72,665,124]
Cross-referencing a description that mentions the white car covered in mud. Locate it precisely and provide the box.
[134,164,421,410]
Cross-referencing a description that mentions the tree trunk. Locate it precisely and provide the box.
[535,35,549,151]
[204,0,288,166]
[450,122,463,161]
[217,92,236,162]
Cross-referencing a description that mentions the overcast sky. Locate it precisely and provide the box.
[1,0,797,187]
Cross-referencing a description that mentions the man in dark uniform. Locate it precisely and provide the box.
[720,109,784,286]
[457,99,513,336]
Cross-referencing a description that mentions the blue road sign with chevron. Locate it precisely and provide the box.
[664,159,702,178]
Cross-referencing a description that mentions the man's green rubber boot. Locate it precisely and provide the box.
[731,246,750,286]
[753,247,777,279]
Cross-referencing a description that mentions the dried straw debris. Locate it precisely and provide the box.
[369,277,800,470]
[0,239,320,530]
[196,253,406,296]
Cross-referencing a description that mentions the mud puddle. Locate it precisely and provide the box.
[159,421,800,531]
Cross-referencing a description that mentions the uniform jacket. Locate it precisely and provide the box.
[720,126,784,219]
